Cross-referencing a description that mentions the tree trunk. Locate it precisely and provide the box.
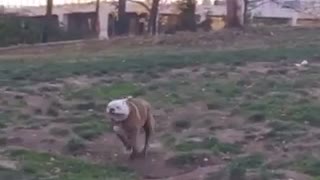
[186,0,197,31]
[117,0,128,35]
[225,0,244,28]
[94,0,100,34]
[148,0,160,35]
[177,0,197,31]
[42,0,53,43]
[243,0,249,24]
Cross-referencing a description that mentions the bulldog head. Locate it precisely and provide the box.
[106,98,130,122]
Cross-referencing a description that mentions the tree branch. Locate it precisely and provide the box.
[127,0,151,12]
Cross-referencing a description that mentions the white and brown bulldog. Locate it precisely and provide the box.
[106,96,155,160]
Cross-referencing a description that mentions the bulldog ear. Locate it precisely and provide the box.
[122,99,128,105]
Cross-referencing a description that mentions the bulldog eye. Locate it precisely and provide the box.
[116,106,120,109]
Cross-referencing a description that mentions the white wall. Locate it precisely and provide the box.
[251,1,297,18]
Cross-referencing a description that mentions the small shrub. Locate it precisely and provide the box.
[232,153,265,169]
[258,168,276,180]
[65,137,86,152]
[161,134,176,147]
[229,162,246,180]
[75,102,96,110]
[205,170,226,180]
[293,155,320,177]
[49,127,70,137]
[46,107,59,117]
[147,84,160,91]
[248,112,266,122]
[0,122,7,129]
[266,121,306,142]
[0,137,7,146]
[285,104,320,126]
[214,82,243,98]
[173,120,191,130]
[206,97,227,110]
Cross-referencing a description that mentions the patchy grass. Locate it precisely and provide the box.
[207,81,243,99]
[65,137,86,153]
[173,120,192,130]
[206,96,229,110]
[293,155,320,178]
[0,112,11,129]
[1,31,320,179]
[64,83,145,100]
[6,149,137,180]
[65,115,99,124]
[147,81,202,105]
[205,153,266,180]
[49,127,70,137]
[166,152,211,168]
[0,168,34,180]
[294,155,320,177]
[241,93,296,118]
[265,121,307,142]
[231,153,265,169]
[175,137,242,154]
[284,103,320,126]
[241,91,320,126]
[267,120,305,132]
[1,45,320,86]
[228,161,247,180]
[72,121,110,140]
[160,134,176,147]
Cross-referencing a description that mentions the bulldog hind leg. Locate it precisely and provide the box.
[142,113,155,157]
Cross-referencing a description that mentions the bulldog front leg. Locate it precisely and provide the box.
[128,128,141,160]
[113,125,132,152]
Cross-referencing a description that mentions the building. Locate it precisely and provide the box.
[1,0,319,40]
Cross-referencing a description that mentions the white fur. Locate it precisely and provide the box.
[112,125,122,133]
[106,98,130,122]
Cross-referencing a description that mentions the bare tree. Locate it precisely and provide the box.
[243,0,269,23]
[117,0,128,35]
[42,0,53,42]
[94,0,100,34]
[225,0,244,28]
[149,0,160,35]
[127,0,160,35]
[177,0,197,31]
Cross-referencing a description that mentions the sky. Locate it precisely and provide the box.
[1,0,217,7]
[1,0,99,7]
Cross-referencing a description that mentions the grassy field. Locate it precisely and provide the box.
[0,26,320,180]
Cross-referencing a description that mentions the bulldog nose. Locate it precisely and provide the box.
[109,108,115,113]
